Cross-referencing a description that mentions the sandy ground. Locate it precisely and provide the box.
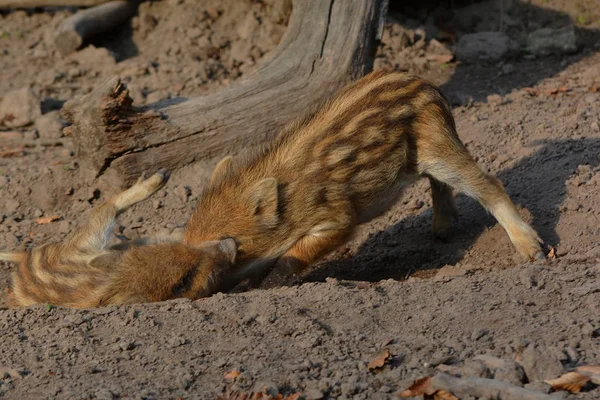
[0,0,599,399]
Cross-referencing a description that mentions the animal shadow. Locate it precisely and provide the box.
[306,137,600,283]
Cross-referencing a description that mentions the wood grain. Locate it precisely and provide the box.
[63,0,389,188]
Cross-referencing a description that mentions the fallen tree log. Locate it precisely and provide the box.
[64,0,389,188]
[0,0,112,8]
[54,0,140,56]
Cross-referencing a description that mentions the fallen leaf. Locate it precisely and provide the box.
[398,376,435,397]
[547,247,557,259]
[545,88,559,95]
[432,391,459,400]
[577,365,600,384]
[588,84,598,93]
[545,371,589,393]
[223,370,241,383]
[35,215,60,225]
[398,376,459,399]
[558,86,570,93]
[284,394,302,400]
[368,348,391,371]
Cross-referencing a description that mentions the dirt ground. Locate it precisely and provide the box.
[0,0,599,399]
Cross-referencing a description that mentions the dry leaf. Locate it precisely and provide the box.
[546,88,559,95]
[588,84,598,93]
[284,394,302,400]
[577,365,600,384]
[223,370,241,383]
[432,391,459,400]
[368,348,391,371]
[545,371,589,393]
[398,376,436,397]
[558,86,570,93]
[35,215,60,225]
[547,247,557,259]
[398,376,458,400]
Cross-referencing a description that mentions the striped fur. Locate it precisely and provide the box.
[4,170,237,308]
[184,69,545,287]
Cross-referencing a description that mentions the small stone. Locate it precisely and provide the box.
[168,336,187,348]
[174,186,191,203]
[58,220,71,234]
[455,32,517,63]
[526,26,578,56]
[408,199,424,210]
[118,341,135,351]
[35,111,64,139]
[0,87,41,128]
[305,388,324,399]
[5,199,20,213]
[237,12,259,40]
[378,385,393,393]
[564,346,579,363]
[581,323,597,337]
[520,345,564,382]
[461,360,492,378]
[31,180,57,211]
[23,130,38,141]
[591,121,599,131]
[494,363,526,386]
[253,381,279,397]
[487,94,503,106]
[524,381,552,394]
[94,388,115,400]
[471,328,489,341]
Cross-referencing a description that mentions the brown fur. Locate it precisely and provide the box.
[2,170,237,308]
[184,70,545,287]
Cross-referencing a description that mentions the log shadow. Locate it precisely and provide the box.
[305,138,600,283]
[387,0,600,104]
[90,19,138,62]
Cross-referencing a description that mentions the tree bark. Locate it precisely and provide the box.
[0,0,113,8]
[64,0,389,188]
[54,0,140,56]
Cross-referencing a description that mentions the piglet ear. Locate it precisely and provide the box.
[246,177,279,228]
[218,238,237,264]
[209,156,234,186]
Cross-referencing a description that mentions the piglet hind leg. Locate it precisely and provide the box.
[66,169,170,253]
[429,177,459,241]
[420,135,545,262]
